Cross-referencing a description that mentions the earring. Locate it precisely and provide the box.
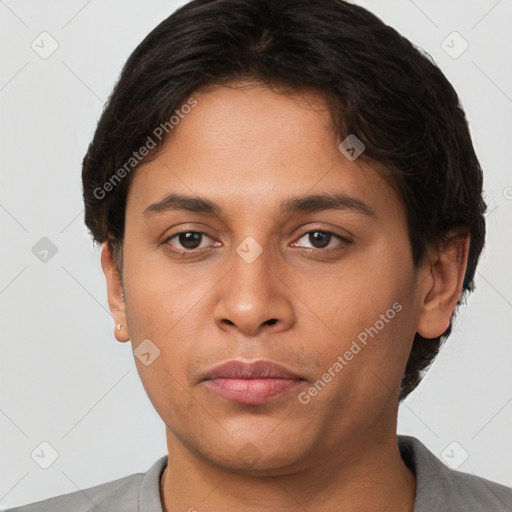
[116,323,122,330]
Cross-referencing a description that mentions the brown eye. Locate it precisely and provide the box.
[308,231,331,249]
[164,231,212,251]
[293,230,351,250]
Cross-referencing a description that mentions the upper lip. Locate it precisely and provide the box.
[201,360,304,381]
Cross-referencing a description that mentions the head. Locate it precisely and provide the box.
[83,0,485,471]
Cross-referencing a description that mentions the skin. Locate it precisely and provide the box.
[101,81,470,512]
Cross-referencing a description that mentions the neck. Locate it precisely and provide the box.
[159,420,416,512]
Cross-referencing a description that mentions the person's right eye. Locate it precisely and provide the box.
[163,231,218,252]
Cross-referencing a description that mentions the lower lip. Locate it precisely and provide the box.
[204,378,304,404]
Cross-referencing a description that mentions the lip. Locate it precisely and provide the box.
[201,360,306,404]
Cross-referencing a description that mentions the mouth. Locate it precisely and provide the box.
[201,359,306,405]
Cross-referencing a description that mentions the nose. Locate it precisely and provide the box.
[212,243,296,337]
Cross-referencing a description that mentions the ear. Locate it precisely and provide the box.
[416,232,471,339]
[100,241,130,343]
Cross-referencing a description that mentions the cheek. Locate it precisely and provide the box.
[301,246,410,338]
[135,356,208,443]
[297,248,416,400]
[121,248,208,400]
[122,244,213,337]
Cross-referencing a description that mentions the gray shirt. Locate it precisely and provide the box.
[5,435,512,511]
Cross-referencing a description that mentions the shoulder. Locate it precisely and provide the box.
[4,456,167,512]
[4,473,142,512]
[398,435,512,512]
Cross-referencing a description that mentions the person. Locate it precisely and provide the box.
[7,0,512,510]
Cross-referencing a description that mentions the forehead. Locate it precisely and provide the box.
[127,82,403,221]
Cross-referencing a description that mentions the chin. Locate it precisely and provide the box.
[194,435,312,475]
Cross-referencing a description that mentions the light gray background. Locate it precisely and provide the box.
[1,0,511,509]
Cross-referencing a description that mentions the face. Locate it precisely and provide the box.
[105,82,434,474]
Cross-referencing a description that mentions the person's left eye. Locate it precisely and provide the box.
[291,230,351,251]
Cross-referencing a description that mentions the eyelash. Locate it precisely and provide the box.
[162,229,352,254]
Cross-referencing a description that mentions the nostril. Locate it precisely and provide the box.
[264,318,278,326]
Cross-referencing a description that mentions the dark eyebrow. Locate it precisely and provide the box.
[280,192,375,217]
[143,193,222,217]
[143,192,375,218]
